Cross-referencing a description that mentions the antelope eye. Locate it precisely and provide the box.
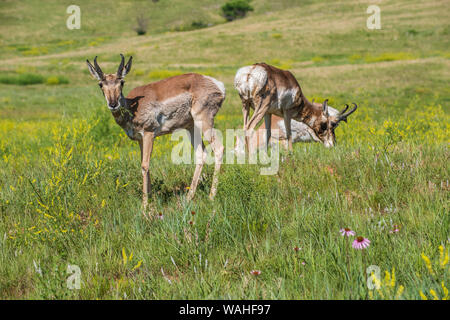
[120,80,124,86]
[320,123,328,131]
[98,83,103,88]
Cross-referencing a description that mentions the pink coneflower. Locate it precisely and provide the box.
[389,225,400,233]
[340,228,356,237]
[250,270,261,276]
[352,236,370,249]
[157,213,164,220]
[293,246,301,252]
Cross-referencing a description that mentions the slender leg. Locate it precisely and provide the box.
[242,100,250,129]
[242,100,250,153]
[264,113,271,151]
[187,125,205,201]
[283,112,293,151]
[245,96,270,154]
[141,131,155,214]
[202,121,224,200]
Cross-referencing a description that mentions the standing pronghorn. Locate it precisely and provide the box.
[86,54,225,213]
[234,63,357,151]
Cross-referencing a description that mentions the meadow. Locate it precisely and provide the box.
[0,0,448,299]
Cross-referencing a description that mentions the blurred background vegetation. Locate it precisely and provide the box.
[0,0,448,299]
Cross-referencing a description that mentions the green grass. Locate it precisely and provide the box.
[0,0,449,299]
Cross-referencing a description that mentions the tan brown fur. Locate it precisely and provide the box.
[87,55,225,216]
[234,63,357,151]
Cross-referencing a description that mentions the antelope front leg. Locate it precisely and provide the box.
[242,100,250,153]
[187,125,205,201]
[140,131,155,215]
[283,112,293,151]
[264,113,271,151]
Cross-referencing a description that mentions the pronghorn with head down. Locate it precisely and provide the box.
[234,63,357,151]
[86,54,225,214]
[235,108,340,153]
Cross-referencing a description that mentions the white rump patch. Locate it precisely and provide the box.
[203,75,226,98]
[234,65,268,99]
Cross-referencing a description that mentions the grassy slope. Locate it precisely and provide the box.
[0,0,448,299]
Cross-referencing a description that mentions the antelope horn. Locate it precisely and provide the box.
[338,103,358,122]
[93,56,104,79]
[117,54,125,77]
[339,104,349,115]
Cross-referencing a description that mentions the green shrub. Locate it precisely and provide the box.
[21,46,48,56]
[191,20,209,29]
[271,33,282,39]
[172,21,211,32]
[364,52,416,63]
[148,69,184,80]
[134,14,148,36]
[46,76,69,85]
[0,73,69,86]
[221,0,254,21]
[0,73,44,85]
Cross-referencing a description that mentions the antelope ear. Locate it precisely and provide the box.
[86,59,102,80]
[121,56,133,78]
[322,99,329,116]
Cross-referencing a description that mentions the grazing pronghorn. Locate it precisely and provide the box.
[234,63,357,151]
[86,54,225,213]
[234,107,339,153]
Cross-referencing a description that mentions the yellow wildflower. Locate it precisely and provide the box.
[429,289,439,300]
[442,282,448,300]
[419,291,428,300]
[122,247,128,266]
[421,252,434,275]
[395,285,404,299]
[439,245,448,268]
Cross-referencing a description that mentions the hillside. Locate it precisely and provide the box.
[0,0,448,299]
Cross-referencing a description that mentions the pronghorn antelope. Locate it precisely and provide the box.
[86,54,225,213]
[234,108,339,154]
[234,63,357,151]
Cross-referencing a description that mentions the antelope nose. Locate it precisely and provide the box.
[109,102,118,109]
[324,141,334,148]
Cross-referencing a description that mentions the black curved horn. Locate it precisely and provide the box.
[339,104,350,115]
[117,54,125,77]
[93,56,104,79]
[338,103,358,122]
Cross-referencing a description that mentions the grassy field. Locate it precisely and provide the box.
[0,0,449,299]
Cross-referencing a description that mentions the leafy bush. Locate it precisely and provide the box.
[364,52,416,63]
[172,21,211,32]
[148,69,184,80]
[22,46,48,56]
[191,20,209,29]
[46,76,69,85]
[221,0,254,21]
[0,73,44,85]
[134,14,148,35]
[0,73,69,85]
